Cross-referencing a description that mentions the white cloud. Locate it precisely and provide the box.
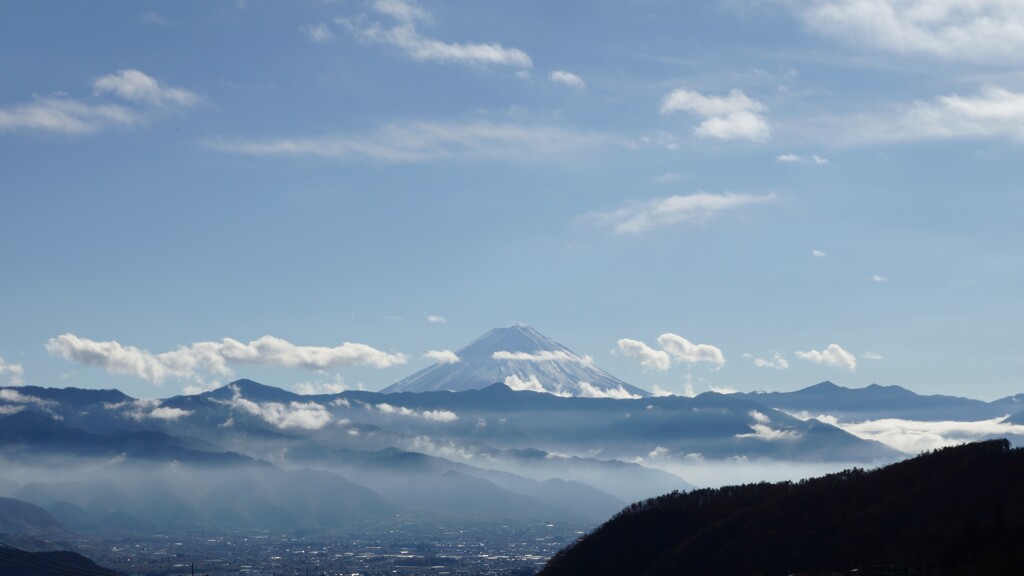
[830,416,1024,454]
[426,314,447,324]
[868,273,888,282]
[812,249,826,257]
[0,355,25,385]
[502,374,573,397]
[0,69,196,136]
[182,381,220,396]
[650,385,674,397]
[736,409,801,440]
[293,376,349,395]
[660,88,770,142]
[0,95,136,135]
[753,351,790,370]
[45,333,407,385]
[93,70,199,108]
[504,374,547,393]
[709,385,738,394]
[205,120,602,163]
[800,0,1024,62]
[795,343,857,371]
[862,351,885,360]
[218,384,333,430]
[577,381,642,400]
[150,406,192,421]
[617,338,671,371]
[830,86,1024,144]
[736,422,801,441]
[585,192,776,234]
[658,333,726,366]
[103,399,193,421]
[549,70,586,90]
[492,350,589,364]
[303,23,333,43]
[424,349,460,364]
[344,0,532,68]
[618,333,724,371]
[0,389,56,409]
[776,153,829,165]
[375,402,458,422]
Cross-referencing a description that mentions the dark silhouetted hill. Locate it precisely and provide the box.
[540,440,1024,576]
[0,543,120,576]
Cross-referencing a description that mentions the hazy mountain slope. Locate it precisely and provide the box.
[540,440,1024,576]
[0,411,255,466]
[382,325,648,397]
[0,497,69,537]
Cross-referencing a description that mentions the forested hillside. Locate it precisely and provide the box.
[541,440,1024,576]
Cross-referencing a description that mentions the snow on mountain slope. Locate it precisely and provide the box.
[382,325,649,398]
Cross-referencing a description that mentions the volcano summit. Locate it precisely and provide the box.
[382,325,649,398]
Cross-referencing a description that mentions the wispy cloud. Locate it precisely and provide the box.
[776,153,829,165]
[800,0,1024,62]
[661,88,770,142]
[795,343,857,371]
[343,0,531,68]
[753,351,790,370]
[217,384,333,430]
[93,70,200,107]
[45,333,407,385]
[0,96,136,135]
[0,69,197,135]
[792,412,1024,453]
[293,376,349,395]
[549,70,586,90]
[426,314,447,324]
[103,399,193,422]
[868,273,888,283]
[504,374,548,393]
[205,119,602,163]
[577,381,641,399]
[585,192,776,234]
[862,351,884,360]
[424,349,460,364]
[375,402,458,422]
[736,410,800,441]
[822,86,1024,144]
[0,388,56,410]
[302,23,334,43]
[0,355,25,386]
[812,249,826,257]
[492,350,592,365]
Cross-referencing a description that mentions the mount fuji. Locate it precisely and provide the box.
[381,325,650,398]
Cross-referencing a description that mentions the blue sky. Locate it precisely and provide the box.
[2,0,1022,400]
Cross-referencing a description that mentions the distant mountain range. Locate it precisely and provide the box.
[382,325,649,398]
[1,345,1021,539]
[540,440,1024,576]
